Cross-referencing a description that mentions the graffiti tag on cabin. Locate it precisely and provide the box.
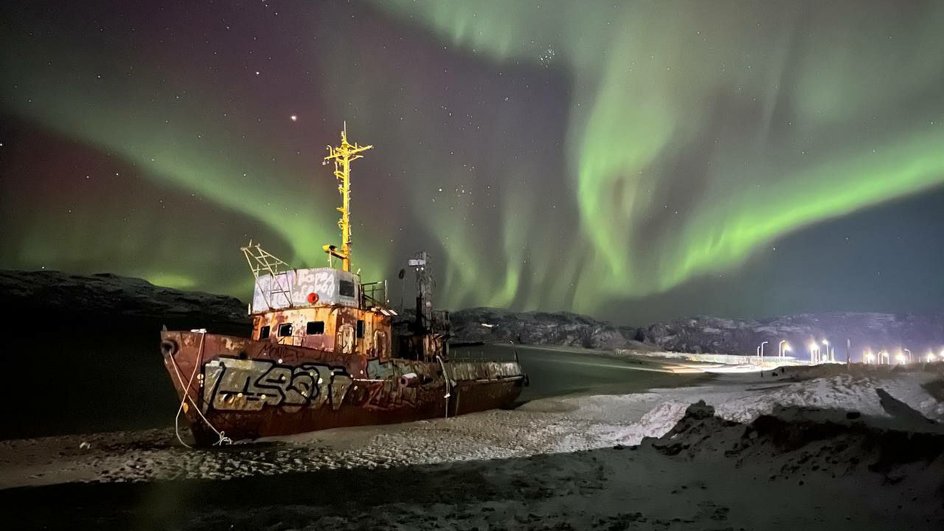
[312,269,335,298]
[252,268,353,311]
[203,357,352,412]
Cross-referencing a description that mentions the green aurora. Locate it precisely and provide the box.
[1,1,943,319]
[378,0,944,312]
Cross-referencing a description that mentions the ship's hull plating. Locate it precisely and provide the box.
[160,330,526,445]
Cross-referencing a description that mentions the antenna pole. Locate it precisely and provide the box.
[322,123,372,272]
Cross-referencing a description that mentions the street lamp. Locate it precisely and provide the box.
[895,351,907,365]
[778,340,790,358]
[808,342,819,364]
[759,340,769,359]
[822,339,830,362]
[903,348,912,363]
[864,349,875,364]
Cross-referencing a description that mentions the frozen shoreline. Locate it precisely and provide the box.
[1,363,942,529]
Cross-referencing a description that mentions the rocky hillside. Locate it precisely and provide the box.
[638,313,944,358]
[0,270,249,328]
[450,308,944,359]
[450,307,646,350]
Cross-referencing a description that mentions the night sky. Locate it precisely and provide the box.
[1,1,943,323]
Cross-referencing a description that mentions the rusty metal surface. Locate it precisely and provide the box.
[252,306,391,359]
[161,330,525,445]
[446,361,524,381]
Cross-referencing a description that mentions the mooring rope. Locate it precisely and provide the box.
[435,354,451,419]
[168,332,232,447]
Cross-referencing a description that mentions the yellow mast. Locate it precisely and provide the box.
[322,123,372,272]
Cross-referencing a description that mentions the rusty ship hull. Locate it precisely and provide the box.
[161,330,526,445]
[159,126,526,445]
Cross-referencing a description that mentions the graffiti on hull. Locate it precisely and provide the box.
[203,357,352,412]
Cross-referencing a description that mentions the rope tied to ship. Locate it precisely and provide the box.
[435,355,452,419]
[168,331,233,448]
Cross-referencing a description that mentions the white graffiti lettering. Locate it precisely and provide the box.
[203,358,352,412]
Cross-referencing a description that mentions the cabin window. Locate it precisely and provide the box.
[259,326,270,339]
[306,321,325,335]
[339,279,356,298]
[278,323,293,337]
[356,319,365,338]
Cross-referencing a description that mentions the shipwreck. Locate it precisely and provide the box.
[160,125,528,445]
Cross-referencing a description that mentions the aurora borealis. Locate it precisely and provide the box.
[1,0,943,322]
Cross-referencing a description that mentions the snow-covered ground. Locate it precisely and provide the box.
[1,363,942,529]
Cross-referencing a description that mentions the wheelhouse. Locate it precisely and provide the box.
[250,267,394,360]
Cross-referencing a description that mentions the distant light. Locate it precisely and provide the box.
[290,115,298,122]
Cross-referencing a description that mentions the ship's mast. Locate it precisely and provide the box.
[322,122,372,272]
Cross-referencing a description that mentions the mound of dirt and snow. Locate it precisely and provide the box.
[556,364,944,454]
[645,400,944,475]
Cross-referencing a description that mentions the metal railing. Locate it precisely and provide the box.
[361,280,388,308]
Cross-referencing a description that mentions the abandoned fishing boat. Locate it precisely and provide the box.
[159,126,527,445]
